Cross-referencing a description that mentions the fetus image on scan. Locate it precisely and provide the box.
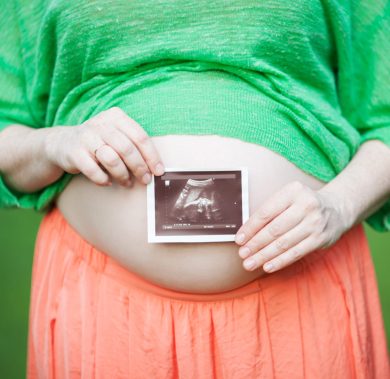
[170,178,224,223]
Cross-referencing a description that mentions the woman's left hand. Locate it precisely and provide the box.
[234,180,353,273]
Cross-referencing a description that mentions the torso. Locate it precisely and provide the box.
[55,134,327,293]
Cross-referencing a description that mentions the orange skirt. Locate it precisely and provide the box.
[27,206,389,378]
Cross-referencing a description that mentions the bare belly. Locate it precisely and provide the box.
[55,134,327,293]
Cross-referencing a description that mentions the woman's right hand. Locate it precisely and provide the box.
[44,107,165,187]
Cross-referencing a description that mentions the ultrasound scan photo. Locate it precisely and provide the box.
[147,168,249,243]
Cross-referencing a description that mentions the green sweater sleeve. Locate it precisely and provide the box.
[336,0,390,232]
[0,4,36,130]
[0,2,72,212]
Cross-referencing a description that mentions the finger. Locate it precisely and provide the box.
[261,234,320,273]
[73,149,111,186]
[95,144,133,187]
[114,113,165,176]
[101,128,149,185]
[241,219,312,271]
[235,181,303,246]
[238,203,305,259]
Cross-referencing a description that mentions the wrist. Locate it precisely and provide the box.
[0,126,66,193]
[317,182,357,231]
[43,126,67,169]
[35,127,65,184]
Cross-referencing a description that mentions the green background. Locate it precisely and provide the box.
[0,209,389,378]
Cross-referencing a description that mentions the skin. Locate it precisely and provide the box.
[0,106,390,276]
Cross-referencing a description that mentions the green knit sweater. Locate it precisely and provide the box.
[0,0,389,232]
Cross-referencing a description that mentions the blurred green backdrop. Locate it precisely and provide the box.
[0,209,389,378]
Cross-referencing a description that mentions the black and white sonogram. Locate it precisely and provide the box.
[147,168,249,243]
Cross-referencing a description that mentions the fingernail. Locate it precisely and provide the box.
[125,179,133,187]
[155,163,165,176]
[263,262,275,272]
[142,172,151,184]
[235,233,245,244]
[238,246,251,259]
[107,181,112,186]
[244,258,256,270]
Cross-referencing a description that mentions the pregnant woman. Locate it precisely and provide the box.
[0,1,389,378]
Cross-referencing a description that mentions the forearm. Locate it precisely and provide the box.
[318,139,390,230]
[0,124,64,193]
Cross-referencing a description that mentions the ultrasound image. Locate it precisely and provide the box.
[153,170,244,237]
[169,178,224,223]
